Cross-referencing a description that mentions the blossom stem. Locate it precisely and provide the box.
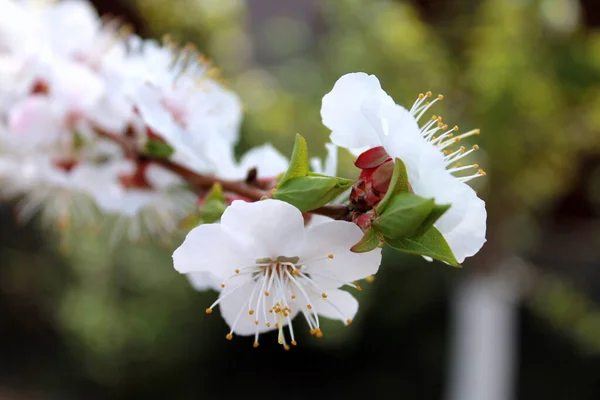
[95,128,350,219]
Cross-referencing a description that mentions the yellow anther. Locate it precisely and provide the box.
[254,320,259,325]
[307,305,313,310]
[460,146,466,152]
[447,133,454,138]
[454,137,460,143]
[473,164,479,169]
[225,333,233,340]
[443,150,448,155]
[418,93,424,99]
[275,323,279,328]
[264,291,270,296]
[437,116,443,122]
[205,308,213,315]
[431,115,437,120]
[235,269,240,274]
[425,91,432,97]
[291,340,298,346]
[310,329,316,335]
[437,94,444,100]
[355,285,363,291]
[473,144,480,150]
[220,283,225,288]
[266,323,271,328]
[268,309,273,313]
[249,310,255,315]
[474,129,481,134]
[328,254,334,259]
[292,269,300,275]
[315,330,324,338]
[478,169,487,176]
[322,293,328,299]
[291,295,296,300]
[284,345,291,351]
[346,319,353,324]
[366,275,375,283]
[253,342,259,348]
[453,125,459,131]
[442,125,448,130]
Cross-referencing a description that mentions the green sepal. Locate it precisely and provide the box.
[273,175,353,212]
[412,203,451,237]
[372,193,436,239]
[385,227,460,267]
[350,228,381,253]
[278,134,309,187]
[376,157,409,214]
[144,138,175,159]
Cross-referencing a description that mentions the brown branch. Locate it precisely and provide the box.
[95,128,352,219]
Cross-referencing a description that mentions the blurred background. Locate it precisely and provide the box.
[2,0,600,398]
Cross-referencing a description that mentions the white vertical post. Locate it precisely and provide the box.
[446,262,524,400]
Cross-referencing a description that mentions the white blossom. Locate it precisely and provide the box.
[321,72,487,263]
[173,199,381,348]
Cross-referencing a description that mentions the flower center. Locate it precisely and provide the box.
[204,254,359,349]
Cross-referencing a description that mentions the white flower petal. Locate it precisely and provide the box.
[321,72,394,150]
[237,143,288,179]
[172,224,253,279]
[439,187,487,264]
[220,199,305,259]
[186,271,223,292]
[311,289,359,323]
[302,221,381,289]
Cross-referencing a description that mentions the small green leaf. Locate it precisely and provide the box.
[385,227,459,267]
[412,203,451,237]
[278,134,309,187]
[205,183,224,202]
[376,158,409,214]
[351,228,381,253]
[273,175,353,212]
[198,199,227,224]
[144,139,175,159]
[372,193,435,239]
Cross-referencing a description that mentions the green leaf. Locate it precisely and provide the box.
[372,193,435,239]
[273,175,353,212]
[376,158,409,214]
[412,203,451,237]
[351,228,381,253]
[144,139,175,159]
[205,183,224,202]
[278,134,309,187]
[385,227,459,267]
[198,199,227,224]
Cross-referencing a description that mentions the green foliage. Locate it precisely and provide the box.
[351,228,381,253]
[385,227,459,267]
[278,134,309,186]
[143,138,175,159]
[274,175,353,212]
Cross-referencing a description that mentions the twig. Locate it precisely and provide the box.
[96,129,351,220]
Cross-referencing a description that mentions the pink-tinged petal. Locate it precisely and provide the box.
[322,72,394,150]
[7,96,61,146]
[220,199,305,259]
[172,224,254,280]
[302,220,382,289]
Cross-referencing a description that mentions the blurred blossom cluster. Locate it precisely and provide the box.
[0,0,288,240]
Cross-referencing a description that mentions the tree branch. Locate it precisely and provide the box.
[95,129,351,219]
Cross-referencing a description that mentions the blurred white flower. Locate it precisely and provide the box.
[75,160,195,241]
[321,72,487,263]
[173,199,381,348]
[127,38,243,175]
